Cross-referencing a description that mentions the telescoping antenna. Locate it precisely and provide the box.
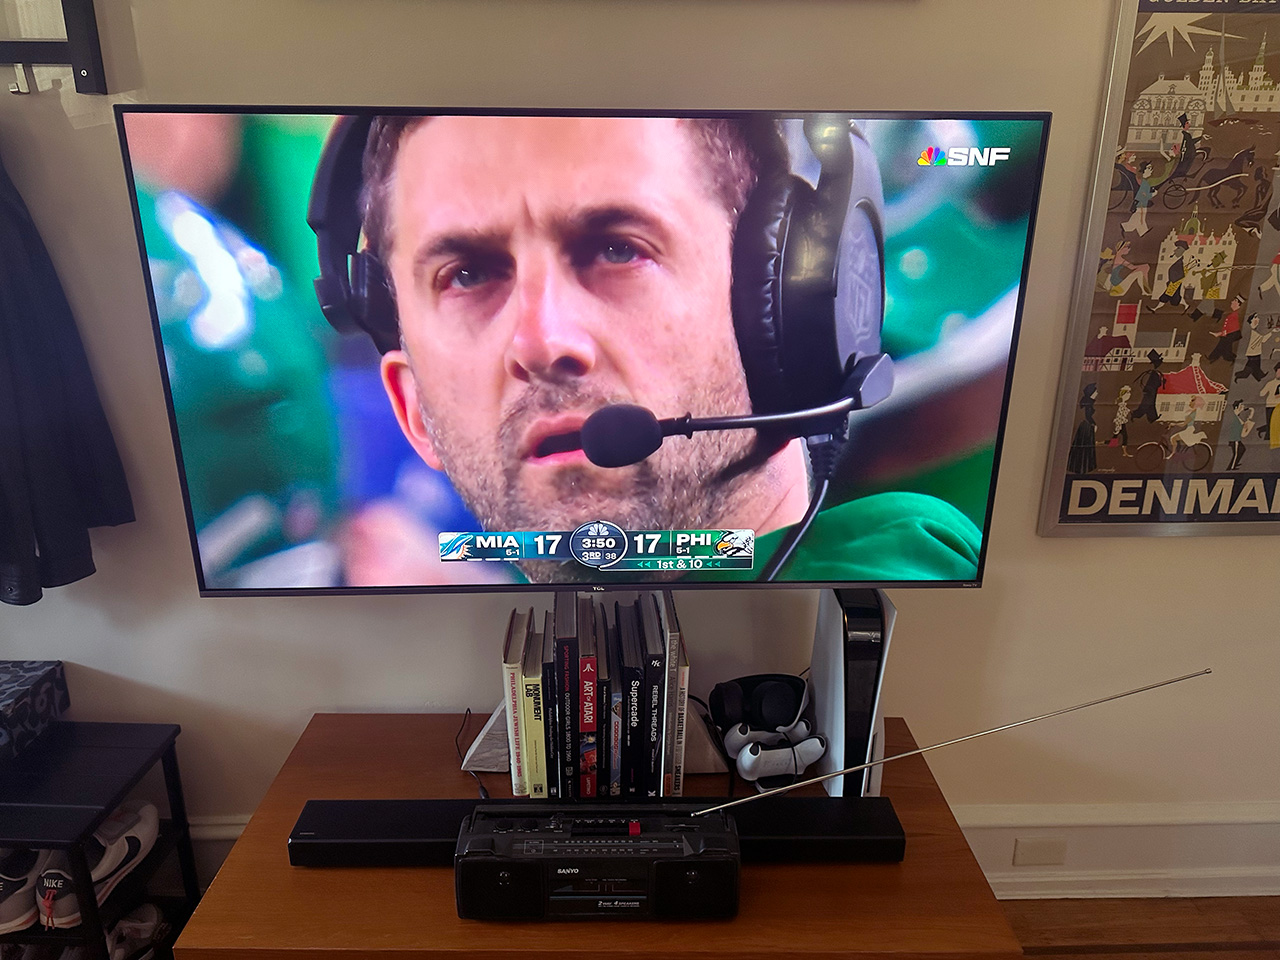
[694,668,1212,817]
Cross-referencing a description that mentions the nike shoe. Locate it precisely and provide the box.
[36,804,160,929]
[0,848,53,934]
[105,904,168,960]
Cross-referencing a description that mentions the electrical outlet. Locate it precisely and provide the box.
[1012,836,1067,866]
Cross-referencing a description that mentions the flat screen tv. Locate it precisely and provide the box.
[116,107,1049,594]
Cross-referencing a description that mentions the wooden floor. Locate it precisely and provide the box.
[1001,898,1279,960]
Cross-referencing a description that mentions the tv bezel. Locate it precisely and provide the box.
[114,104,1051,598]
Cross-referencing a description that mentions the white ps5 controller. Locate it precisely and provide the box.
[735,734,827,781]
[722,717,813,759]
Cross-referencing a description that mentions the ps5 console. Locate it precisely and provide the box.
[809,588,894,797]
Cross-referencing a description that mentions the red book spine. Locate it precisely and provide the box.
[578,653,598,797]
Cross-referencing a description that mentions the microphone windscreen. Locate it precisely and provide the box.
[581,404,664,468]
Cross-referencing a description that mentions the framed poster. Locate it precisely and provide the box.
[1042,0,1280,536]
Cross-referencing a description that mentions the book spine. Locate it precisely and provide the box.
[605,613,624,799]
[643,650,663,798]
[522,672,547,798]
[502,660,528,796]
[608,683,623,796]
[578,650,598,798]
[659,592,682,797]
[596,673,609,801]
[542,656,559,798]
[671,640,689,797]
[623,661,642,799]
[556,634,577,799]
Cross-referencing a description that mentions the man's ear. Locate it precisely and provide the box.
[381,349,445,472]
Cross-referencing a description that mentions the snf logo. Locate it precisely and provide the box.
[917,146,1012,167]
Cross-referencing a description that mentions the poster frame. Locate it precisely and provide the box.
[1039,0,1280,537]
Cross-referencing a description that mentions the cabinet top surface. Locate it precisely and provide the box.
[176,713,1020,960]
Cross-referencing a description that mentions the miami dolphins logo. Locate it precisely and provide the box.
[439,533,474,561]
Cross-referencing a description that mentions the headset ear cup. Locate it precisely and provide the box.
[730,119,887,420]
[351,252,399,353]
[832,199,886,381]
[749,679,801,730]
[730,171,804,415]
[708,680,745,730]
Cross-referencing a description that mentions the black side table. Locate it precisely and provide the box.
[0,721,200,960]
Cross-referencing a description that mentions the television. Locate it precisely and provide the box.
[116,107,1049,595]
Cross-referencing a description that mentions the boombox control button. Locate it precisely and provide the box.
[494,819,514,832]
[497,870,512,886]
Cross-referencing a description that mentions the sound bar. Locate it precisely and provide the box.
[287,796,904,867]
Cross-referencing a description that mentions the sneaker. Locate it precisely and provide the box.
[0,848,53,934]
[105,904,168,960]
[36,804,160,929]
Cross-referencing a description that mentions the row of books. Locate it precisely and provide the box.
[501,590,690,800]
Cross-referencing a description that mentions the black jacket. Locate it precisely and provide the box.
[0,152,134,605]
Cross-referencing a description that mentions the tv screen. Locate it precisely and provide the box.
[116,108,1048,594]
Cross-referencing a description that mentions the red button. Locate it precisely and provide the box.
[629,821,641,836]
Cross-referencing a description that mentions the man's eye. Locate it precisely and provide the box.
[599,240,640,265]
[569,236,649,271]
[450,265,489,289]
[439,257,510,293]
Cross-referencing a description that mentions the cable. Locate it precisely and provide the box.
[759,479,829,582]
[454,708,490,800]
[758,434,843,583]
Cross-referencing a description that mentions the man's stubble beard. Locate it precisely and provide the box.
[418,368,770,584]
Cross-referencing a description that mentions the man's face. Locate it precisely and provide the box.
[380,116,760,555]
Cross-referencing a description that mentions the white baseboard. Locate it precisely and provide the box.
[190,815,251,842]
[980,866,1280,899]
[954,802,1280,899]
[189,804,1280,900]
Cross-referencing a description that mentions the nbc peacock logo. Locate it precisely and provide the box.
[917,147,947,166]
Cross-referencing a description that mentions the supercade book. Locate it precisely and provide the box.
[638,593,665,798]
[616,600,645,799]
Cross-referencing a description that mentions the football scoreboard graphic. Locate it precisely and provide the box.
[439,520,755,571]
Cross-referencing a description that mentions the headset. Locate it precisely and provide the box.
[709,673,808,732]
[708,673,826,788]
[308,112,893,579]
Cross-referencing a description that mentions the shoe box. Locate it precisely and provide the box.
[0,661,70,763]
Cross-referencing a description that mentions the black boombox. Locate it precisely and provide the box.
[454,804,739,921]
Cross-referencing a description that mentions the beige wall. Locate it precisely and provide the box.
[1,0,1276,845]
